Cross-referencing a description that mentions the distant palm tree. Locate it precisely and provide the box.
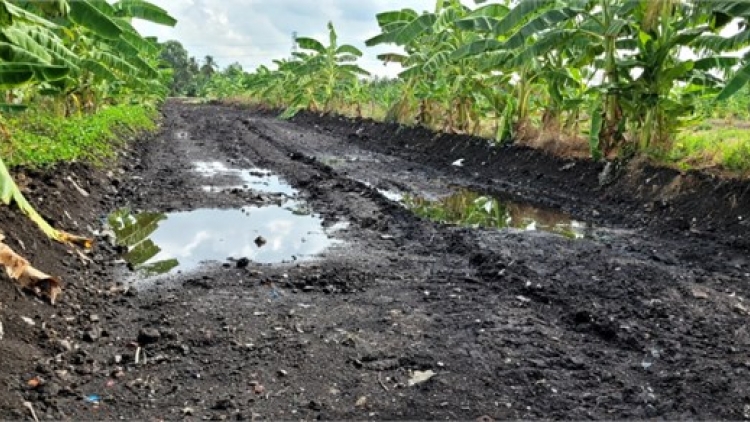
[201,55,218,78]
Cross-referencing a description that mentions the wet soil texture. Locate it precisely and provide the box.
[3,100,750,420]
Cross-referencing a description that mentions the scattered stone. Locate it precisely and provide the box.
[277,369,288,377]
[20,317,35,326]
[236,257,251,268]
[55,339,72,353]
[690,287,709,300]
[82,328,100,343]
[355,396,368,408]
[0,320,3,340]
[137,328,161,345]
[40,382,61,397]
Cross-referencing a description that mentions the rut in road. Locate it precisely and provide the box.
[33,102,750,420]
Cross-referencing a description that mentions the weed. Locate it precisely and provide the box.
[1,105,157,168]
[667,126,750,172]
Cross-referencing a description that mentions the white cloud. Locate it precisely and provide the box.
[133,0,449,77]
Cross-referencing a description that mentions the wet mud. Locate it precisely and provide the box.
[1,100,750,420]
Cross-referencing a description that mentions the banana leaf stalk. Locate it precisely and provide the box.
[0,156,92,248]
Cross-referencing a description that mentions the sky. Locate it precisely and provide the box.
[133,0,454,77]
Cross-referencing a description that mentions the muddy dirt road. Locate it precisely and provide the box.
[2,101,750,420]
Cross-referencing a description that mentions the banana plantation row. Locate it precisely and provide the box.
[0,0,175,243]
[197,0,750,160]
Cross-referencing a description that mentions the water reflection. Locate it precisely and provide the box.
[194,161,297,195]
[403,189,591,239]
[108,209,179,276]
[108,201,341,277]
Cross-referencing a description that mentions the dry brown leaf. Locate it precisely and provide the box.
[0,235,62,304]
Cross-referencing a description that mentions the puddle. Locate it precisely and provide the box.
[193,161,296,195]
[108,201,342,278]
[402,189,592,239]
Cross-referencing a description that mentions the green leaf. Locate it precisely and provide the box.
[451,39,505,59]
[718,60,750,100]
[335,44,363,57]
[69,0,122,39]
[0,103,27,112]
[113,0,177,26]
[296,37,326,54]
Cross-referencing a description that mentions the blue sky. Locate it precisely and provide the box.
[134,0,458,77]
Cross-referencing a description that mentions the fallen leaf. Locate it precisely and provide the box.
[0,235,62,304]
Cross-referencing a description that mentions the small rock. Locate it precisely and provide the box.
[137,328,161,345]
[307,400,323,411]
[82,328,99,343]
[57,340,73,352]
[40,382,61,397]
[212,398,235,410]
[89,314,100,323]
[690,287,709,300]
[277,369,288,377]
[236,258,251,268]
[0,321,4,340]
[355,396,368,408]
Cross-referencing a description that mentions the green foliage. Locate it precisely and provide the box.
[196,0,750,173]
[403,190,510,229]
[666,125,750,171]
[1,104,156,168]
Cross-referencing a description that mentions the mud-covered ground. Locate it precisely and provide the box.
[2,100,750,420]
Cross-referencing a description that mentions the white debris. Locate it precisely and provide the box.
[408,370,436,387]
[452,159,465,167]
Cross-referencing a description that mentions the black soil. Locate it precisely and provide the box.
[2,100,750,420]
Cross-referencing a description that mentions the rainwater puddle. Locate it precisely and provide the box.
[108,201,343,278]
[402,189,592,239]
[193,161,296,195]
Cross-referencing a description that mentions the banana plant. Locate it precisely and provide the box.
[0,0,175,246]
[692,1,750,100]
[366,1,490,132]
[295,21,369,114]
[453,0,735,156]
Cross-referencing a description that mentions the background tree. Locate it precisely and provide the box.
[158,40,198,96]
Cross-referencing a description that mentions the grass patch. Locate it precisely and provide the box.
[666,124,750,172]
[1,105,157,168]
